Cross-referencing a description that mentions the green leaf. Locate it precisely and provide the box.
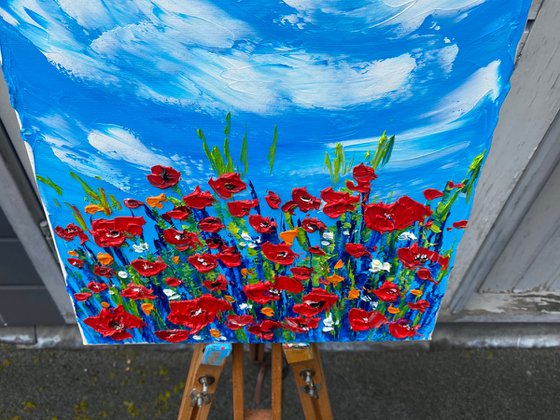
[36,175,63,196]
[268,125,278,174]
[430,224,442,234]
[98,188,112,215]
[325,152,333,182]
[197,128,218,174]
[239,127,249,175]
[211,146,227,175]
[223,136,234,173]
[65,203,88,231]
[70,172,100,202]
[109,194,122,211]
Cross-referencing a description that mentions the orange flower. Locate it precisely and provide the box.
[224,295,236,303]
[334,259,344,269]
[347,288,360,300]
[141,303,154,315]
[85,204,105,215]
[279,228,299,245]
[97,252,114,266]
[68,250,78,256]
[172,256,180,264]
[260,307,275,317]
[240,268,249,277]
[210,329,222,338]
[101,301,110,308]
[387,306,400,314]
[326,273,344,285]
[410,289,423,297]
[146,193,166,209]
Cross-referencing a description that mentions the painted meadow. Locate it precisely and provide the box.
[45,116,483,344]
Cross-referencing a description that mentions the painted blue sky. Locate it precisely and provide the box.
[0,0,529,201]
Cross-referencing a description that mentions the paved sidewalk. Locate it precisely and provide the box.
[1,346,559,419]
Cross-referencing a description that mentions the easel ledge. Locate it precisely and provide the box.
[178,342,333,420]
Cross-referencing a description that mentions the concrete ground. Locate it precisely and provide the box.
[0,345,559,420]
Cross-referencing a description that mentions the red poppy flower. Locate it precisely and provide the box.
[226,314,255,330]
[248,320,281,340]
[301,218,327,233]
[372,281,400,302]
[275,276,304,294]
[290,266,313,281]
[123,198,144,209]
[407,300,430,312]
[203,274,228,291]
[292,288,338,317]
[217,247,242,268]
[131,258,167,277]
[438,255,450,269]
[346,180,371,194]
[84,305,144,340]
[345,243,371,258]
[261,242,298,265]
[67,258,84,268]
[93,265,114,278]
[147,165,181,189]
[320,188,360,218]
[447,181,465,189]
[120,282,156,300]
[363,196,431,233]
[167,295,231,334]
[416,267,435,282]
[243,281,282,304]
[423,188,444,201]
[348,308,387,331]
[183,186,216,209]
[388,320,418,339]
[397,244,440,269]
[155,329,190,343]
[198,217,225,233]
[265,191,281,209]
[165,277,183,287]
[284,317,320,333]
[91,217,146,247]
[249,215,277,234]
[88,281,108,293]
[308,246,326,256]
[162,206,191,222]
[353,163,377,183]
[205,237,224,249]
[74,292,92,302]
[453,220,468,229]
[208,172,247,199]
[163,228,201,251]
[55,224,88,244]
[227,199,259,217]
[292,188,321,212]
[281,200,298,214]
[187,253,218,273]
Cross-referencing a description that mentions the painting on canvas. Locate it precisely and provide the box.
[0,0,530,344]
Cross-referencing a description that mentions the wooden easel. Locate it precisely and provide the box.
[178,343,333,420]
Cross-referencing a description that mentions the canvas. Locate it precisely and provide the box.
[0,0,530,344]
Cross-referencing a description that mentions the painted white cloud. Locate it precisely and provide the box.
[281,0,484,35]
[331,60,502,166]
[0,0,465,114]
[88,126,172,170]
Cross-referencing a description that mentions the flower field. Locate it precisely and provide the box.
[48,117,484,344]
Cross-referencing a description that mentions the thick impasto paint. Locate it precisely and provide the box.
[0,1,530,344]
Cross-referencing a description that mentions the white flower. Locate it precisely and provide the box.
[398,232,417,241]
[248,243,257,249]
[342,230,350,236]
[241,232,252,241]
[239,303,252,310]
[239,241,247,248]
[321,240,331,246]
[322,231,334,241]
[192,335,203,341]
[133,242,149,253]
[118,270,128,279]
[163,289,176,297]
[369,259,391,273]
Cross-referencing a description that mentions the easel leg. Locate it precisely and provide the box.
[283,344,333,420]
[178,343,231,420]
[232,344,245,420]
[271,344,283,420]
